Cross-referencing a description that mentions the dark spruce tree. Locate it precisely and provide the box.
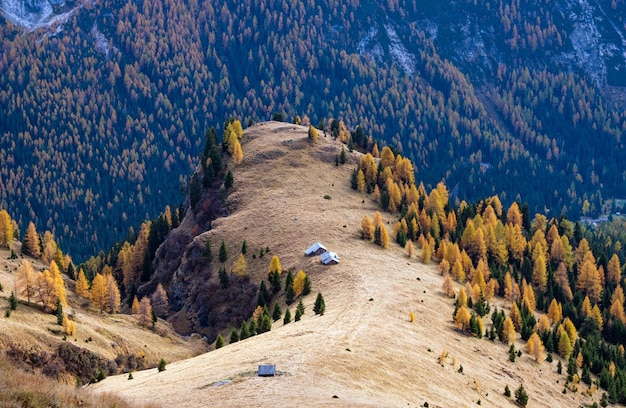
[272,302,282,322]
[219,266,229,289]
[219,240,228,262]
[313,293,326,315]
[230,328,239,344]
[283,308,292,324]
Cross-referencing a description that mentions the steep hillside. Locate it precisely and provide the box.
[1,0,625,260]
[92,123,604,407]
[0,244,206,387]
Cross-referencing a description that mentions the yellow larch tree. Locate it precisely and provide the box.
[151,283,169,318]
[359,153,378,187]
[361,216,374,240]
[454,306,471,331]
[268,255,282,277]
[526,332,545,362]
[590,304,603,330]
[138,297,153,328]
[581,295,592,317]
[609,296,626,324]
[612,283,625,306]
[308,125,318,142]
[41,231,57,266]
[577,258,602,304]
[356,169,366,192]
[521,279,536,313]
[105,274,121,314]
[607,254,622,285]
[456,286,468,307]
[231,253,248,276]
[293,270,307,297]
[442,275,455,297]
[380,225,390,249]
[131,295,140,315]
[23,221,41,258]
[555,262,574,301]
[510,302,522,331]
[562,317,578,345]
[90,273,108,313]
[438,258,450,275]
[380,146,395,169]
[420,240,431,262]
[62,315,76,336]
[501,316,516,344]
[547,299,562,324]
[532,252,548,294]
[405,241,416,258]
[557,326,573,359]
[575,238,592,273]
[232,138,244,164]
[17,260,37,305]
[506,202,523,227]
[537,315,551,332]
[75,268,90,300]
[452,259,465,283]
[0,209,13,248]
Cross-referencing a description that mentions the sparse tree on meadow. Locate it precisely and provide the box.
[268,255,282,279]
[90,273,107,313]
[104,274,121,314]
[231,253,247,276]
[138,297,153,328]
[500,316,516,344]
[17,260,37,305]
[308,125,318,142]
[313,293,325,315]
[361,216,374,240]
[0,209,13,248]
[454,306,471,332]
[151,283,169,318]
[526,332,545,362]
[283,308,292,324]
[293,270,307,297]
[75,268,90,300]
[219,240,228,262]
[22,221,41,258]
[131,295,140,315]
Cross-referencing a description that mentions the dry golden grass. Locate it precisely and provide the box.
[0,242,205,408]
[0,353,161,408]
[91,122,607,407]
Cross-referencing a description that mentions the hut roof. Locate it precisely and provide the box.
[305,242,327,256]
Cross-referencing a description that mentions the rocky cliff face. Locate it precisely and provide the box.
[136,169,257,342]
[1,0,70,30]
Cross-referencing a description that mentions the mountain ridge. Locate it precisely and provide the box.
[91,121,601,408]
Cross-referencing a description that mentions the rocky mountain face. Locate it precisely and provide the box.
[136,170,257,342]
[1,0,70,29]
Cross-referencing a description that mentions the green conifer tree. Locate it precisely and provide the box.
[313,293,326,315]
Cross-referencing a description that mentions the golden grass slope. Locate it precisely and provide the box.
[93,121,604,407]
[0,244,205,386]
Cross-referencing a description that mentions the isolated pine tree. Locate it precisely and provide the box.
[313,293,326,315]
[219,240,228,262]
[204,239,213,264]
[219,267,229,289]
[230,328,239,344]
[8,292,17,310]
[285,270,295,305]
[283,308,292,324]
[272,303,282,322]
[240,321,250,340]
[515,384,528,406]
[224,170,234,189]
[215,334,224,349]
[157,358,166,372]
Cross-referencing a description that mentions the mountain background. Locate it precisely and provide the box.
[1,0,625,260]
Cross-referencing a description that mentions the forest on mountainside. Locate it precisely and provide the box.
[1,0,625,260]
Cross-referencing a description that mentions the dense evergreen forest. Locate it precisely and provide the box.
[1,0,625,259]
